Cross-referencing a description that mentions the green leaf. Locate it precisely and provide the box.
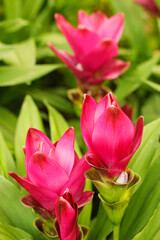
[22,0,45,20]
[0,19,29,43]
[37,32,71,52]
[120,160,160,240]
[78,179,93,227]
[115,53,160,101]
[0,222,33,240]
[3,0,22,19]
[119,118,160,239]
[114,78,140,102]
[0,132,16,179]
[47,103,82,157]
[131,53,160,79]
[87,203,112,240]
[132,201,160,240]
[0,106,17,144]
[30,88,74,114]
[3,39,36,66]
[110,0,150,57]
[129,118,160,180]
[142,94,160,124]
[15,95,44,176]
[0,64,62,86]
[0,44,16,60]
[139,78,160,92]
[0,176,43,240]
[0,19,29,31]
[152,65,160,77]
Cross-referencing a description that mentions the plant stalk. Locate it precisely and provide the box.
[113,224,120,240]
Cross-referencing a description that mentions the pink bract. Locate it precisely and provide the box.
[55,190,79,240]
[81,93,144,178]
[48,10,130,86]
[9,127,93,214]
[134,0,160,17]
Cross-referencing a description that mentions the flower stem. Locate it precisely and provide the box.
[113,224,120,240]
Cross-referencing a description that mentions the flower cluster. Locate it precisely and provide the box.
[9,127,93,215]
[48,10,130,89]
[9,10,144,240]
[81,92,144,178]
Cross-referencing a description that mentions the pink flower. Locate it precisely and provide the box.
[81,93,144,178]
[9,128,93,214]
[48,10,130,86]
[55,189,79,240]
[133,0,160,17]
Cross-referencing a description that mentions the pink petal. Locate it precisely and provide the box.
[130,116,144,153]
[25,128,54,171]
[86,153,105,168]
[47,43,92,81]
[61,152,91,204]
[94,92,119,123]
[80,39,118,72]
[81,95,97,149]
[27,152,69,192]
[134,0,160,16]
[92,106,134,167]
[78,10,94,30]
[111,152,135,177]
[8,172,59,211]
[78,191,94,208]
[78,11,124,42]
[55,197,77,240]
[55,127,75,176]
[90,11,108,30]
[99,117,144,178]
[100,59,130,80]
[55,13,99,58]
[78,10,107,31]
[97,13,124,42]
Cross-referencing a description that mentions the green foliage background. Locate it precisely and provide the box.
[0,0,159,239]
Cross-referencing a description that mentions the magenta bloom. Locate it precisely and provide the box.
[48,10,130,85]
[134,0,160,16]
[55,190,79,240]
[81,93,144,178]
[9,128,93,214]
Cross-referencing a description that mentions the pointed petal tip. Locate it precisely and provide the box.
[47,42,57,52]
[83,94,93,102]
[108,92,114,98]
[23,146,26,155]
[136,116,144,128]
[27,127,37,135]
[8,171,18,180]
[118,12,125,19]
[8,171,13,176]
[47,42,53,48]
[64,188,70,194]
[78,9,86,15]
[66,127,75,137]
[126,61,131,67]
[54,13,61,21]
[83,93,87,101]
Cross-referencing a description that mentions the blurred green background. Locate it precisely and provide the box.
[0,0,159,239]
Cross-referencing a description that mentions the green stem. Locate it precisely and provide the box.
[113,224,120,240]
